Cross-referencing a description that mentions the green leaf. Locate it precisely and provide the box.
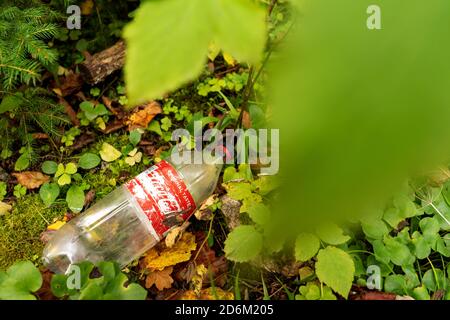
[371,239,391,265]
[247,203,270,226]
[209,0,266,63]
[383,196,418,228]
[411,232,432,259]
[422,269,446,292]
[0,260,42,300]
[39,183,60,207]
[103,273,147,300]
[57,173,71,186]
[99,143,122,162]
[65,162,77,175]
[383,236,415,267]
[295,233,320,262]
[315,246,355,298]
[224,182,253,200]
[124,0,265,104]
[419,217,440,235]
[50,274,70,298]
[412,284,431,300]
[42,161,58,174]
[316,223,351,245]
[384,275,407,295]
[224,225,263,262]
[14,153,30,171]
[66,185,84,213]
[361,218,390,240]
[147,121,162,136]
[55,163,65,178]
[129,129,142,146]
[78,153,101,169]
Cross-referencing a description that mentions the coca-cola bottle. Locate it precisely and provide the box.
[43,151,223,273]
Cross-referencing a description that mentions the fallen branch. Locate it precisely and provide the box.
[79,40,126,85]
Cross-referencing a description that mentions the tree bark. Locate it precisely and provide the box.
[79,40,126,85]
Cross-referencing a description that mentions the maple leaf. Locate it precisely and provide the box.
[12,171,50,189]
[126,101,162,130]
[143,232,197,271]
[145,267,174,291]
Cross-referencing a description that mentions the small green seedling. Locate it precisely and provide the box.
[55,163,78,186]
[13,184,26,198]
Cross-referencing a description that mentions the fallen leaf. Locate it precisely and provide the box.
[194,194,217,220]
[81,0,94,15]
[223,52,236,66]
[12,171,50,189]
[145,267,174,291]
[178,287,234,300]
[191,264,208,295]
[47,220,66,231]
[99,142,122,162]
[143,232,197,271]
[0,201,12,215]
[32,133,49,140]
[165,223,190,248]
[126,101,162,130]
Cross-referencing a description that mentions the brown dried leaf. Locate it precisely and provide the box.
[145,267,174,291]
[242,110,252,129]
[31,133,49,139]
[12,171,49,189]
[126,101,162,130]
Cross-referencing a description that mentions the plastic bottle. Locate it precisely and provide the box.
[43,151,223,274]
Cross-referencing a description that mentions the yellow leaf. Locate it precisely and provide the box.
[0,201,12,216]
[125,149,142,166]
[208,42,221,61]
[145,266,174,291]
[143,232,197,271]
[96,117,106,130]
[179,287,234,300]
[191,264,208,295]
[223,52,236,66]
[99,143,122,162]
[81,0,94,15]
[47,220,66,231]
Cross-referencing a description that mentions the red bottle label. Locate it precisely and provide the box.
[125,160,196,240]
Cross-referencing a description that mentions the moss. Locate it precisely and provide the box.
[0,194,66,269]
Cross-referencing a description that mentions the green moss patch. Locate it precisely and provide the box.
[0,194,66,269]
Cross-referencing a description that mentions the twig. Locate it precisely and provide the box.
[58,96,80,126]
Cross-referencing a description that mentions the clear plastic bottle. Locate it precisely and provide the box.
[43,152,222,274]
